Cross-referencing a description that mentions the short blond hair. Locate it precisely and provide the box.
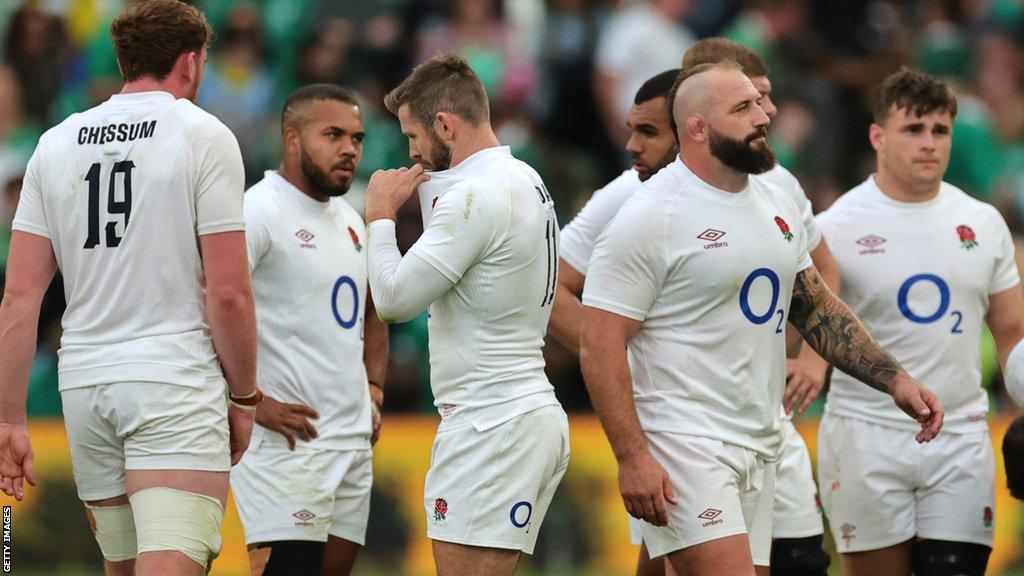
[384,53,489,126]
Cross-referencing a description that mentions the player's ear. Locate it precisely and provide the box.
[434,112,455,141]
[283,126,301,156]
[868,123,884,153]
[685,116,706,143]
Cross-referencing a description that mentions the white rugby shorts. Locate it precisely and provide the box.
[818,413,995,552]
[629,418,821,546]
[640,432,775,566]
[423,405,569,554]
[61,377,230,501]
[231,428,372,545]
[772,417,824,538]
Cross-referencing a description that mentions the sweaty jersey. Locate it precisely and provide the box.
[817,177,1020,432]
[411,146,561,430]
[561,164,820,276]
[245,171,371,449]
[13,91,244,390]
[583,157,813,458]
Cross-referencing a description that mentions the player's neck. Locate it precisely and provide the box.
[121,78,186,100]
[447,128,502,170]
[278,164,329,203]
[874,170,941,203]
[680,152,748,193]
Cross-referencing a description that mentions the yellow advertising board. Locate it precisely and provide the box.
[9,416,1024,575]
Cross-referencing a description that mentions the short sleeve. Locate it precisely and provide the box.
[582,196,667,321]
[793,180,821,251]
[408,180,501,283]
[560,173,640,274]
[243,194,273,272]
[989,209,1021,294]
[195,123,245,236]
[12,143,50,239]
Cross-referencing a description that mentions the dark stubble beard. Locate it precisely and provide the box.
[425,130,452,171]
[708,127,776,175]
[300,148,350,197]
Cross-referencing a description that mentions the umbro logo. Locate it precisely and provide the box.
[292,509,316,526]
[295,229,317,249]
[856,234,886,255]
[698,508,724,527]
[698,229,728,250]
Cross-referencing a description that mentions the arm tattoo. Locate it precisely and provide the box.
[788,267,903,393]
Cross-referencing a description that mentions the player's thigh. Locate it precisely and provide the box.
[322,535,360,576]
[641,433,770,568]
[916,430,995,547]
[61,385,127,501]
[818,414,917,553]
[432,540,520,576]
[117,377,230,477]
[247,540,326,576]
[772,418,823,539]
[424,405,569,553]
[838,539,914,576]
[666,534,757,576]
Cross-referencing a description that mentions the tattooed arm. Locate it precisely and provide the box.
[788,266,944,442]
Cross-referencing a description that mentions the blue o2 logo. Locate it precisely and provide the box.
[510,501,533,528]
[331,275,359,329]
[897,274,962,333]
[739,268,785,334]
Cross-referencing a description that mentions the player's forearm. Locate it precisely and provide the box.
[548,284,583,356]
[789,266,904,394]
[581,327,647,463]
[0,297,41,423]
[207,286,258,397]
[367,220,452,323]
[363,297,389,391]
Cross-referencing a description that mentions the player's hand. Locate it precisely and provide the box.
[364,164,430,222]
[0,424,35,501]
[783,356,829,415]
[888,374,944,442]
[370,400,382,446]
[228,404,256,465]
[255,396,319,451]
[618,449,677,527]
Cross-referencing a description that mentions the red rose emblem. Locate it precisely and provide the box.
[348,226,363,252]
[957,224,978,250]
[433,498,448,522]
[774,216,794,242]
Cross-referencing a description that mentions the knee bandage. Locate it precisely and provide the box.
[1004,338,1024,407]
[129,487,224,569]
[770,535,830,576]
[85,503,138,562]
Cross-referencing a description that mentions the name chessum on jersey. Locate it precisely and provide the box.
[77,120,157,145]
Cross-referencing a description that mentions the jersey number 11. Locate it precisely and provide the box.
[83,160,134,249]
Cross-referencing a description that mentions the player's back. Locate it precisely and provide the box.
[411,147,559,424]
[14,91,244,390]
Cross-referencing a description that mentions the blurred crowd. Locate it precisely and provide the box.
[3,0,1024,417]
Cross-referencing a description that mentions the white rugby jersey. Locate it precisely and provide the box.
[410,146,561,429]
[561,164,820,278]
[245,171,371,449]
[583,157,813,458]
[817,177,1019,433]
[560,169,640,274]
[13,91,244,390]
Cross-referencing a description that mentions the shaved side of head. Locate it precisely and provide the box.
[670,61,742,139]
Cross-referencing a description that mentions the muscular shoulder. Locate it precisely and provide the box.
[816,178,876,227]
[243,176,284,221]
[941,181,1006,223]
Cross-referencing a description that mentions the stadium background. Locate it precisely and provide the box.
[3,0,1024,574]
